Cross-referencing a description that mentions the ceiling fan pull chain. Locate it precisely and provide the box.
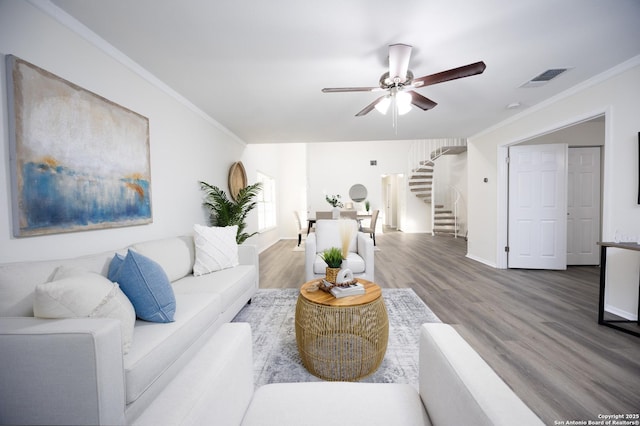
[392,95,399,133]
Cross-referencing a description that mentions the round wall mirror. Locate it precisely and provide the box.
[349,184,368,202]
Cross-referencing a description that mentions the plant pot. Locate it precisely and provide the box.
[325,267,341,284]
[332,207,340,219]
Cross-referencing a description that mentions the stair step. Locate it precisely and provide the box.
[434,221,457,226]
[413,167,433,173]
[433,230,458,236]
[434,214,455,218]
[411,187,431,193]
[409,176,433,181]
[431,146,467,157]
[433,227,458,233]
[409,182,432,187]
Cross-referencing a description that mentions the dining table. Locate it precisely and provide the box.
[306,213,372,235]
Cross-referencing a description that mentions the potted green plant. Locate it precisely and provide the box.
[326,194,343,219]
[364,200,370,212]
[325,194,343,208]
[199,181,262,244]
[320,247,344,283]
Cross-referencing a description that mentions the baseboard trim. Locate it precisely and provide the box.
[466,253,498,268]
[604,304,638,321]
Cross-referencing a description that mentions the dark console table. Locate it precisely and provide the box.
[597,242,640,337]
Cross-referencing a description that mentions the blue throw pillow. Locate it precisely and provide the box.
[108,253,125,279]
[108,250,176,323]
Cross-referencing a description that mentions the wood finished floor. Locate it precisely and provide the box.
[259,229,640,425]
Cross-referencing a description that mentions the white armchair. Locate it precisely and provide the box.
[305,219,374,282]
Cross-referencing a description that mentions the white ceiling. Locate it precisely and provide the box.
[50,0,640,144]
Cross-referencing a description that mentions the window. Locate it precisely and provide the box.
[257,172,276,232]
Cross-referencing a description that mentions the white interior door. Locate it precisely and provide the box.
[508,144,568,270]
[567,147,601,265]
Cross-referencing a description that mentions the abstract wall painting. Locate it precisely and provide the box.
[6,55,152,237]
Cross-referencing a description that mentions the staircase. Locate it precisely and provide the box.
[432,205,459,236]
[407,139,467,237]
[408,161,434,203]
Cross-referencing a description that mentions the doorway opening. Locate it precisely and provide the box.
[381,174,405,232]
[497,114,605,269]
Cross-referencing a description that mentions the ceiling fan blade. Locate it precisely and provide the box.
[408,91,438,110]
[388,43,412,83]
[355,95,386,117]
[413,61,486,87]
[322,87,379,93]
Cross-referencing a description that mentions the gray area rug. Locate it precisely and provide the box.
[232,288,440,388]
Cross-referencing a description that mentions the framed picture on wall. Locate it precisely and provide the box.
[6,55,152,237]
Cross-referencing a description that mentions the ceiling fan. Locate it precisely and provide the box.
[322,44,486,118]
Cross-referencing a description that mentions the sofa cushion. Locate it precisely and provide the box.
[130,236,195,283]
[130,323,253,426]
[242,382,432,426]
[172,265,256,310]
[312,252,365,274]
[315,219,358,254]
[108,250,176,323]
[33,268,135,354]
[0,253,113,317]
[193,225,239,276]
[123,292,222,406]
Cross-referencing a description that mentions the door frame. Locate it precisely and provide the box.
[496,108,611,269]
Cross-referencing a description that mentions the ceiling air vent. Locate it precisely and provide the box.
[521,68,570,88]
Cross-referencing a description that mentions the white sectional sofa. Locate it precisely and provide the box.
[135,322,544,426]
[0,234,543,426]
[0,235,259,425]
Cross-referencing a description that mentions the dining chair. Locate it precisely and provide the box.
[293,211,310,246]
[360,209,380,246]
[340,210,357,219]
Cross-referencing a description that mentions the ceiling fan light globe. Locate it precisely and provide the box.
[396,91,412,115]
[397,102,412,115]
[375,96,391,115]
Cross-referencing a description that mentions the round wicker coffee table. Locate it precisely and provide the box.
[295,278,388,381]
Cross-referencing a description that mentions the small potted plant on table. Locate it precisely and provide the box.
[320,247,344,284]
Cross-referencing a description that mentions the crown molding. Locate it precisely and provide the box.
[26,0,246,146]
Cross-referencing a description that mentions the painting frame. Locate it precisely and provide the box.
[6,55,152,237]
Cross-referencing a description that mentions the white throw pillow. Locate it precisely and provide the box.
[34,267,136,354]
[193,224,239,276]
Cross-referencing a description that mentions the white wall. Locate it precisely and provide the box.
[0,1,246,262]
[241,143,307,251]
[306,139,431,233]
[524,118,605,146]
[468,59,640,319]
